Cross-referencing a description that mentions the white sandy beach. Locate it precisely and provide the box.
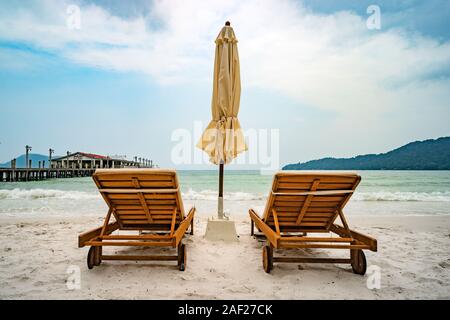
[0,200,449,300]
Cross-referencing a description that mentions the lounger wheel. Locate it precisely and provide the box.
[262,245,273,273]
[351,249,367,275]
[94,246,102,266]
[178,244,186,271]
[87,247,95,269]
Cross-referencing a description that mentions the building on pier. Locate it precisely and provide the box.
[51,152,146,169]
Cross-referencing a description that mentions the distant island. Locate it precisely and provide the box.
[0,154,55,168]
[283,137,450,170]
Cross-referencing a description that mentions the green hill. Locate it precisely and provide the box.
[0,154,54,168]
[283,137,450,170]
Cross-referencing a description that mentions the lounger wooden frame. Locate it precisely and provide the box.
[78,169,195,271]
[249,172,377,274]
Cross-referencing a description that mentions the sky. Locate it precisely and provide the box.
[0,0,449,169]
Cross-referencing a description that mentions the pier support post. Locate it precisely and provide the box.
[25,145,32,169]
[49,148,54,168]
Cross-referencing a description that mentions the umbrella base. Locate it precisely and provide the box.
[204,217,239,242]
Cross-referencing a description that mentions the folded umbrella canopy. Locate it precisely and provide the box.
[197,22,247,218]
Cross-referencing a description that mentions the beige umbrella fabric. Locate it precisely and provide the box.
[197,24,247,165]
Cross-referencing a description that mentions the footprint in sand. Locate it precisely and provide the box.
[438,260,450,269]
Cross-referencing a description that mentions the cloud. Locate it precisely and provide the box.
[1,1,449,97]
[0,0,449,162]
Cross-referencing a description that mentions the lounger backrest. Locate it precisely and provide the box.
[263,172,360,232]
[93,169,185,229]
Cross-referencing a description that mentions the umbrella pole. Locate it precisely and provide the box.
[218,162,224,219]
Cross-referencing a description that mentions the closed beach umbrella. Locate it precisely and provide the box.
[197,22,247,219]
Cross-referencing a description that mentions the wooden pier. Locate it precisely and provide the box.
[0,168,96,182]
[1,149,155,182]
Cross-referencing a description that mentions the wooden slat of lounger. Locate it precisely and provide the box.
[279,237,354,242]
[273,257,352,264]
[107,193,176,200]
[278,227,329,233]
[276,182,317,189]
[275,202,339,210]
[87,241,175,247]
[116,205,177,212]
[118,210,178,218]
[117,209,177,214]
[117,210,180,216]
[278,243,370,250]
[121,219,175,225]
[276,212,334,218]
[95,169,175,181]
[269,216,330,223]
[120,225,172,231]
[118,220,181,225]
[277,222,328,227]
[114,202,176,210]
[277,175,357,183]
[275,199,343,206]
[274,196,345,204]
[269,220,330,227]
[277,183,355,190]
[116,212,180,218]
[117,216,153,221]
[272,211,334,217]
[272,190,354,196]
[300,217,332,222]
[99,181,175,188]
[274,208,337,214]
[109,198,176,206]
[117,213,181,219]
[102,255,178,261]
[100,234,171,240]
[289,207,336,213]
[117,214,182,220]
[100,188,178,194]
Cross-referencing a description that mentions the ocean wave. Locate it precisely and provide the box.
[182,189,264,201]
[182,190,450,202]
[0,188,99,200]
[353,191,450,202]
[1,188,449,202]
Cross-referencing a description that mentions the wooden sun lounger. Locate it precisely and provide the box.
[78,169,195,271]
[249,172,377,274]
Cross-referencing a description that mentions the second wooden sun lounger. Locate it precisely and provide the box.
[78,169,195,271]
[249,172,377,274]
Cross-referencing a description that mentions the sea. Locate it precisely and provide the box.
[0,170,449,218]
